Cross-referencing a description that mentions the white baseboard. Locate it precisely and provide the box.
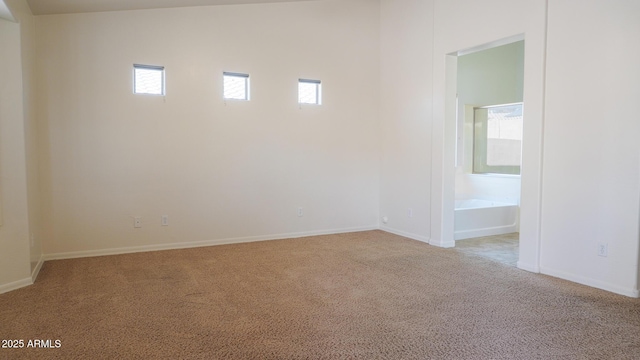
[429,238,455,248]
[516,261,540,273]
[540,266,639,298]
[379,226,430,244]
[44,225,379,261]
[31,255,44,283]
[0,277,32,295]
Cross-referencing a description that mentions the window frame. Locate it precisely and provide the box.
[133,64,165,96]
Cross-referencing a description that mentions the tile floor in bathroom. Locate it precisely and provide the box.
[454,232,519,267]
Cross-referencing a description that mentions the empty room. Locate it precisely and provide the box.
[1,0,639,358]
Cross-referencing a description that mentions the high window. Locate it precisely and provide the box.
[298,79,321,105]
[223,72,250,101]
[134,64,165,95]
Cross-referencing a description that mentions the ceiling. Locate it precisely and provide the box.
[26,0,316,15]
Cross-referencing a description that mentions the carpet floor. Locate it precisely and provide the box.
[1,230,639,359]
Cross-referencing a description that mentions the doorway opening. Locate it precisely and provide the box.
[453,39,525,266]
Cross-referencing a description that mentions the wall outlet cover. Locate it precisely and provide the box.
[597,242,608,257]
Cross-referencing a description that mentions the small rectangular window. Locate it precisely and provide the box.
[223,72,249,100]
[134,64,165,95]
[298,79,321,105]
[473,103,523,175]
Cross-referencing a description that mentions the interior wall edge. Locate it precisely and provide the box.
[30,255,44,282]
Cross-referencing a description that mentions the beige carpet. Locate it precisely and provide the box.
[1,230,639,359]
[455,233,519,266]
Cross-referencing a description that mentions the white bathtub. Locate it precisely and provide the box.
[454,199,518,240]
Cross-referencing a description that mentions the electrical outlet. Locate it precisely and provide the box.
[408,208,413,218]
[597,242,608,257]
[297,207,303,217]
[134,217,142,228]
[161,215,169,226]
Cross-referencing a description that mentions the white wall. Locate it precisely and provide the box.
[455,41,523,206]
[0,16,31,292]
[457,41,524,111]
[37,0,381,256]
[540,0,640,296]
[379,0,433,242]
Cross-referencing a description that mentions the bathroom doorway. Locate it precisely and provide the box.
[453,40,525,266]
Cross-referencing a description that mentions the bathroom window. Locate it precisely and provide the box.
[134,64,165,95]
[298,79,321,105]
[473,103,523,175]
[223,72,249,100]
